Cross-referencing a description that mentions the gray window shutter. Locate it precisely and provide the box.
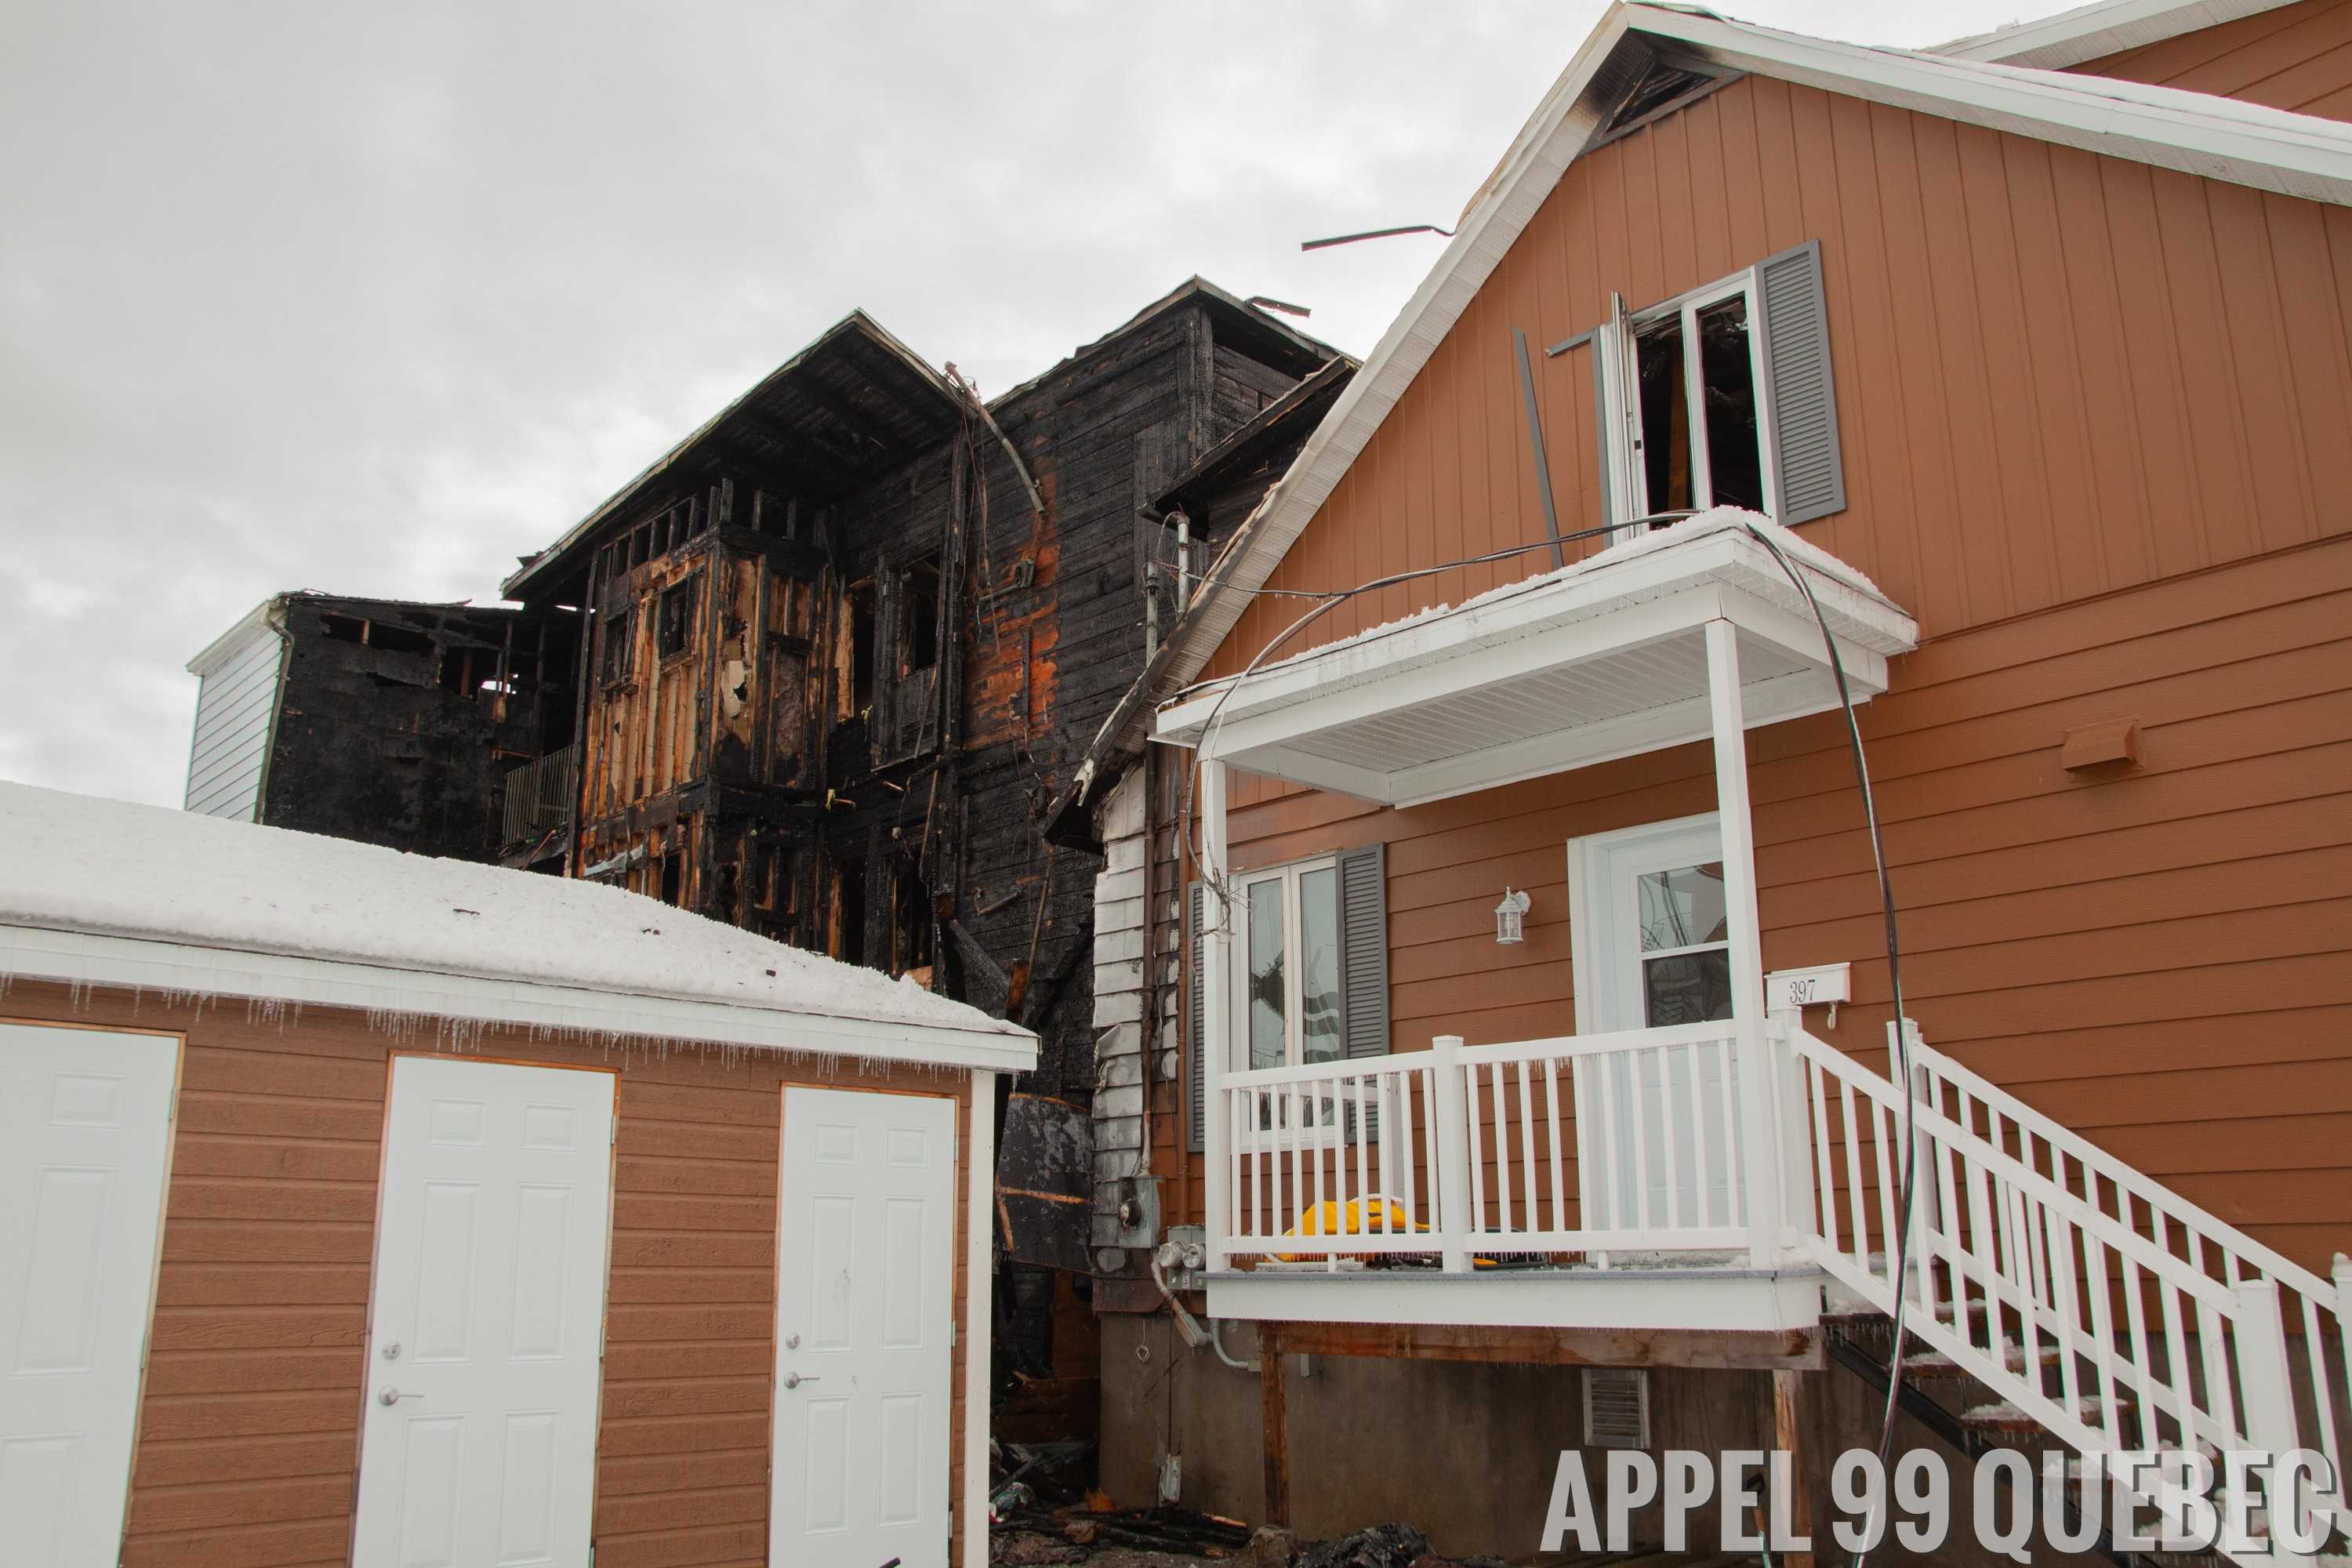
[1338,844,1388,1061]
[1337,844,1388,1145]
[1755,239,1846,525]
[1187,880,1206,1154]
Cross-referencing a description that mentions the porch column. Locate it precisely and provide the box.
[1705,619,1783,1269]
[1200,757,1232,1269]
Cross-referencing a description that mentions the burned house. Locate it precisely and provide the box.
[183,277,1338,1447]
[183,591,577,860]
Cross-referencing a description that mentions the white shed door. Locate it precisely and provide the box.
[0,1023,178,1568]
[771,1087,956,1568]
[353,1056,615,1568]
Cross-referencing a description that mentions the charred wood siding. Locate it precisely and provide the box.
[23,981,978,1568]
[2073,0,2352,120]
[261,598,571,862]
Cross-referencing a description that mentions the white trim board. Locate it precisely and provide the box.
[1932,0,2296,70]
[0,923,1040,1075]
[1149,0,2352,709]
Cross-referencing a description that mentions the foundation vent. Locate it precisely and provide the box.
[1583,1368,1650,1449]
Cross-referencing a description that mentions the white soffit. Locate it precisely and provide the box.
[1154,521,1918,808]
[1933,0,2296,70]
[1155,0,2352,706]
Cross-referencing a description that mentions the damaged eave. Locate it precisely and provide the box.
[500,310,966,602]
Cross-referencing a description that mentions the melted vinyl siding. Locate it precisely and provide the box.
[2072,0,2352,121]
[183,619,285,821]
[1156,539,2352,1272]
[19,984,976,1568]
[1203,74,2352,784]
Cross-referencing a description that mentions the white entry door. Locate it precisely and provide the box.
[1570,815,1744,1232]
[352,1056,616,1568]
[771,1087,956,1568]
[0,1022,179,1568]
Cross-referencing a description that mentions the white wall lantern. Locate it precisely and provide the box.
[1495,887,1531,945]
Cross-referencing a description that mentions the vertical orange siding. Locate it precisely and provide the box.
[1206,77,2352,793]
[2072,0,2352,120]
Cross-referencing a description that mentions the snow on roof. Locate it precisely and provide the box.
[1178,509,1896,696]
[0,782,1030,1058]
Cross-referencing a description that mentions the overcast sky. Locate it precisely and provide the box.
[2,0,2045,807]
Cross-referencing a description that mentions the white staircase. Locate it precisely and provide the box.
[1790,1022,2350,1564]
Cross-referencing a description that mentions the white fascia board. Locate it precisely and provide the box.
[185,595,287,676]
[1151,9,1637,697]
[1933,0,2291,69]
[1638,6,2352,205]
[1156,530,1912,753]
[0,923,1040,1075]
[1204,1265,1824,1334]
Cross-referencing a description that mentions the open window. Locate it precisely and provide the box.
[1592,240,1844,532]
[847,582,877,717]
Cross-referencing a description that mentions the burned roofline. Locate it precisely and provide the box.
[1150,356,1358,521]
[987,276,1341,413]
[502,310,964,603]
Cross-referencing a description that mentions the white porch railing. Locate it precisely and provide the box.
[1217,1021,1773,1272]
[1793,1022,2350,1559]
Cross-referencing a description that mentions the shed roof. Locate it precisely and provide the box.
[0,782,1034,1071]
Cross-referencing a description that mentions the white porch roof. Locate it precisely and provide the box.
[1152,512,1918,807]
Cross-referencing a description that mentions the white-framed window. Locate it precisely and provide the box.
[1603,270,1777,524]
[1578,238,1846,532]
[1229,856,1346,1075]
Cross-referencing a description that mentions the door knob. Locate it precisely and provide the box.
[382,1340,401,1360]
[379,1385,422,1406]
[782,1372,820,1390]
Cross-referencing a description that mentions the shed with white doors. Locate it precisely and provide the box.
[0,781,1033,1568]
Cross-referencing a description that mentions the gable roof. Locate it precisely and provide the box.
[1932,0,2299,70]
[0,782,1033,1068]
[1150,0,2352,699]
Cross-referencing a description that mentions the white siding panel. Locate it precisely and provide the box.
[183,619,285,821]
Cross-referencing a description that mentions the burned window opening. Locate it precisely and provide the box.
[835,855,868,967]
[657,577,699,661]
[848,582,877,715]
[891,855,935,979]
[598,608,636,687]
[901,554,942,673]
[1634,294,1762,515]
[658,848,684,907]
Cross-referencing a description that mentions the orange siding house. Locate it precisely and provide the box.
[1078,0,2352,1557]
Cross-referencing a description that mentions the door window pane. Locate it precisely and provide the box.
[1642,949,1734,1025]
[1298,866,1343,1064]
[1247,878,1286,1072]
[1697,296,1763,511]
[1636,316,1691,511]
[1635,863,1728,953]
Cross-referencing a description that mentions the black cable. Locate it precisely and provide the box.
[1730,517,1915,1568]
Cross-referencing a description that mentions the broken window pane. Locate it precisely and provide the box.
[1298,866,1342,1064]
[848,583,877,715]
[1247,877,1286,1073]
[1697,296,1763,512]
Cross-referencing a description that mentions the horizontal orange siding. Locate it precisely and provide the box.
[2074,0,2352,121]
[9,983,971,1568]
[1155,539,2352,1272]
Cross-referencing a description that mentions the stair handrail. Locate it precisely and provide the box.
[1904,1031,2336,1305]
